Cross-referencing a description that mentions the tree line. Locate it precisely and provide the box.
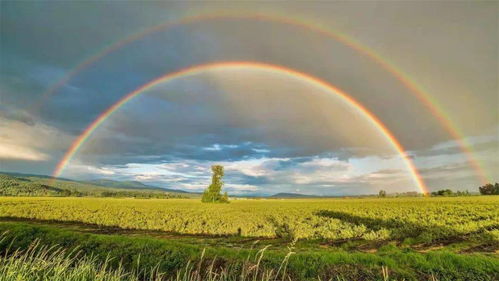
[377,182,499,198]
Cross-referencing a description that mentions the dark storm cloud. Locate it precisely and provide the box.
[0,3,456,148]
[2,1,496,139]
[0,1,196,67]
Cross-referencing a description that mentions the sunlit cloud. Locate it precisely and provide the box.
[0,116,71,162]
[0,143,49,161]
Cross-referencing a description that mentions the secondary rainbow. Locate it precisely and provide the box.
[33,12,489,184]
[52,61,428,194]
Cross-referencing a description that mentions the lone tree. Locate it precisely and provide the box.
[202,165,229,203]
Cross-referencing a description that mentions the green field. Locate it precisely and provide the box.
[1,197,498,241]
[0,196,497,280]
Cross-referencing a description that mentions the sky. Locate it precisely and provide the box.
[0,1,497,196]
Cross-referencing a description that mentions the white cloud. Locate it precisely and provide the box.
[252,148,270,153]
[202,144,239,151]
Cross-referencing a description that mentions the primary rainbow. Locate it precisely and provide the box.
[52,61,428,194]
[34,12,489,184]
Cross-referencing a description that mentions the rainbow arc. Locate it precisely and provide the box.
[52,62,428,194]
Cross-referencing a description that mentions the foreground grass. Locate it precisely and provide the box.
[0,235,489,281]
[0,238,295,281]
[0,222,497,281]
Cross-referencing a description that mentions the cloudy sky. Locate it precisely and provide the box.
[1,1,497,195]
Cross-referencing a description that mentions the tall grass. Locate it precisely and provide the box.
[0,239,134,281]
[0,235,299,281]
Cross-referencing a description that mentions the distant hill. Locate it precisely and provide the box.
[0,174,67,196]
[270,192,317,198]
[85,179,191,193]
[0,172,197,198]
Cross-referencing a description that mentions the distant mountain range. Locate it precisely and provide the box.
[270,192,318,198]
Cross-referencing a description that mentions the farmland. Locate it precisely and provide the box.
[0,196,498,280]
[0,197,497,242]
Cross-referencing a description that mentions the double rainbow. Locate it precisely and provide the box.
[52,62,428,193]
[44,12,490,190]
